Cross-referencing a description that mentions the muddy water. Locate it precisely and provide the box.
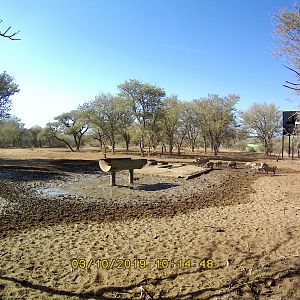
[0,167,260,237]
[40,174,180,199]
[61,176,132,198]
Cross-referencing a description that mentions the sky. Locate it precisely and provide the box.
[1,0,299,128]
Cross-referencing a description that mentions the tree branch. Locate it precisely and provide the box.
[283,64,300,77]
[0,20,20,40]
[283,84,300,91]
[282,65,300,91]
[286,81,300,85]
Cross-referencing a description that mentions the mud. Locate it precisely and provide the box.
[0,159,260,237]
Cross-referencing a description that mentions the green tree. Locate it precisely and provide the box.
[174,110,188,156]
[47,109,89,151]
[194,94,239,156]
[28,125,43,147]
[193,100,210,154]
[83,94,120,153]
[114,97,134,151]
[118,79,165,156]
[0,71,20,118]
[161,95,182,154]
[37,127,63,148]
[241,103,282,155]
[182,101,199,153]
[272,4,300,92]
[0,116,24,147]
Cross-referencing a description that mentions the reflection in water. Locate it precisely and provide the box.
[35,175,179,199]
[37,187,71,197]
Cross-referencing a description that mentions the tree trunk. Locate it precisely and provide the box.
[76,135,82,151]
[103,143,107,158]
[111,140,115,154]
[123,133,130,151]
[111,131,115,153]
[125,139,129,151]
[264,139,269,155]
[54,136,74,151]
[203,136,207,154]
[73,134,80,151]
[140,139,144,156]
[213,146,218,157]
[191,141,195,152]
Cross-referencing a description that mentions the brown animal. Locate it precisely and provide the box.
[206,161,214,169]
[194,157,209,167]
[227,161,237,168]
[261,163,277,175]
[214,161,222,168]
[245,162,264,172]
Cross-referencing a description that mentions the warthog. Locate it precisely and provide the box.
[245,162,264,172]
[227,161,237,168]
[193,157,209,167]
[245,162,253,168]
[214,161,222,168]
[261,163,277,175]
[206,161,214,169]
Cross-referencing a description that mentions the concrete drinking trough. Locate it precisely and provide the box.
[99,158,147,186]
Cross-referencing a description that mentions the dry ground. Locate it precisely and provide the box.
[0,148,299,299]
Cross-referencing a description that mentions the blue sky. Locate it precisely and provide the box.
[1,0,299,128]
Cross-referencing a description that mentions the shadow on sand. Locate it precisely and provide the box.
[0,159,101,181]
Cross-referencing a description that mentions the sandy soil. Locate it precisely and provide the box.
[0,149,299,299]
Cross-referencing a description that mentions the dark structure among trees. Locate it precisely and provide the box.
[282,111,300,158]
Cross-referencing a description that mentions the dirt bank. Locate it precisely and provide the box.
[0,159,258,237]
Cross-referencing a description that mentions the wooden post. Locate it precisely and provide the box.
[110,171,116,186]
[292,135,294,160]
[129,169,133,184]
[281,132,284,159]
[288,134,291,157]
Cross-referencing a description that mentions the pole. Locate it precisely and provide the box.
[288,134,291,157]
[281,132,284,159]
[110,171,116,186]
[129,169,133,184]
[292,135,294,160]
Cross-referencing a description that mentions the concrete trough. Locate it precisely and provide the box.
[99,158,147,186]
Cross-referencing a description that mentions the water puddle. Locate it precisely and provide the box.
[35,173,180,199]
[37,187,71,197]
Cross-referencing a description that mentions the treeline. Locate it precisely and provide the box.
[0,79,284,156]
[0,117,64,148]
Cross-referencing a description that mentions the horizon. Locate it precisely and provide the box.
[1,0,299,128]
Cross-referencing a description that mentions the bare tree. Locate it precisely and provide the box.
[0,20,20,40]
[272,5,300,92]
[282,65,300,91]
